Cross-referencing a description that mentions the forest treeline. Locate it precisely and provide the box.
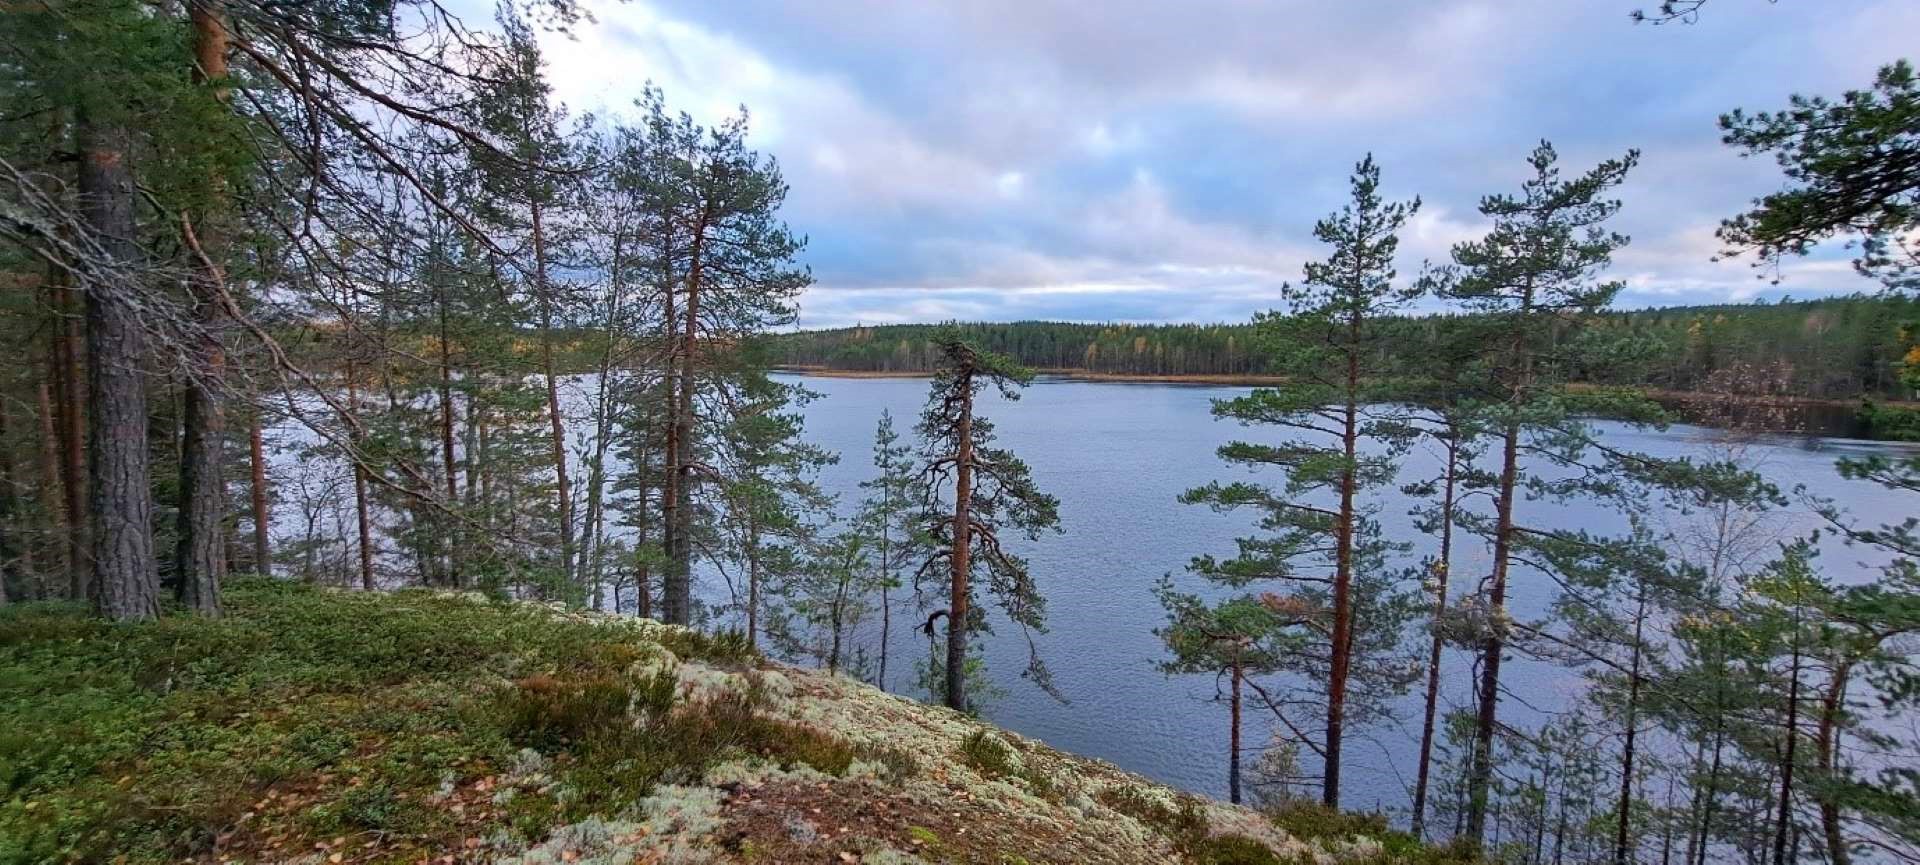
[2,0,1919,864]
[772,294,1920,401]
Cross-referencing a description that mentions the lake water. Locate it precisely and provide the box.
[750,374,1914,813]
[268,373,1916,816]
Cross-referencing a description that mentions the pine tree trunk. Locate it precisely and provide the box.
[35,370,67,593]
[0,399,20,604]
[1773,634,1803,865]
[828,565,846,675]
[1230,647,1243,805]
[634,441,653,619]
[666,224,707,625]
[176,0,232,616]
[1816,667,1851,865]
[659,248,686,624]
[435,280,460,586]
[347,355,374,591]
[176,375,225,614]
[1412,429,1460,839]
[248,416,270,574]
[57,281,90,601]
[79,121,159,621]
[1467,419,1521,844]
[1689,645,1730,865]
[877,502,893,691]
[582,352,614,611]
[746,521,761,648]
[1470,303,1533,847]
[1661,777,1678,865]
[1615,590,1648,865]
[945,373,975,713]
[1325,319,1361,808]
[531,200,574,593]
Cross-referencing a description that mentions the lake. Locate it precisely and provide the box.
[268,372,1916,816]
[743,374,1914,814]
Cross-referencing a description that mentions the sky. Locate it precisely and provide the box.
[512,0,1915,329]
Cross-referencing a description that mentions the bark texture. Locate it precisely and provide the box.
[78,123,160,621]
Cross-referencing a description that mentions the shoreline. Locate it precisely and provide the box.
[773,365,1293,386]
[777,366,1918,405]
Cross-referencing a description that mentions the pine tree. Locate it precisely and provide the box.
[640,94,811,626]
[1180,156,1425,807]
[1152,581,1291,804]
[1431,140,1641,845]
[1404,404,1488,838]
[1718,60,1920,293]
[719,374,835,647]
[854,409,924,692]
[913,333,1060,713]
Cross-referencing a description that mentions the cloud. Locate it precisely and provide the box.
[525,0,1898,326]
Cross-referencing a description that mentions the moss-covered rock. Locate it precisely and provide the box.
[1,580,1457,864]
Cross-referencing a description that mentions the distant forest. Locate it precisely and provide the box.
[773,294,1920,401]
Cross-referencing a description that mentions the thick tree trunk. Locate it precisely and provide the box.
[1412,429,1460,839]
[175,0,233,616]
[945,374,975,713]
[176,373,225,614]
[79,123,160,621]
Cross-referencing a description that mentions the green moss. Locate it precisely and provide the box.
[0,579,790,864]
[0,580,1470,865]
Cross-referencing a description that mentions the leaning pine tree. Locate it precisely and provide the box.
[1180,155,1425,807]
[913,334,1061,713]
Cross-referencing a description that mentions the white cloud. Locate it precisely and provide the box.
[521,0,1911,324]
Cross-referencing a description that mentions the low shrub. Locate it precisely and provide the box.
[1191,834,1285,865]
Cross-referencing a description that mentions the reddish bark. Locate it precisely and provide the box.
[945,371,975,713]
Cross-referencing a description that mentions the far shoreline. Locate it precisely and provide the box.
[774,365,1920,439]
[772,365,1293,386]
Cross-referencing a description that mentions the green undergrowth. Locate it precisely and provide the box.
[0,579,873,864]
[2,580,1476,865]
[1264,801,1481,865]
